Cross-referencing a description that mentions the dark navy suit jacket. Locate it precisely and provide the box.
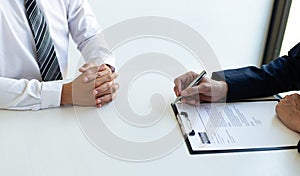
[212,42,300,101]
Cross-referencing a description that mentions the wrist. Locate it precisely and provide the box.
[61,82,73,105]
[215,81,228,102]
[221,81,228,94]
[221,81,229,100]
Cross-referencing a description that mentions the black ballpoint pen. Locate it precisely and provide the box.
[173,70,207,104]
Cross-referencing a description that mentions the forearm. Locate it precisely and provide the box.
[212,56,300,100]
[67,0,115,68]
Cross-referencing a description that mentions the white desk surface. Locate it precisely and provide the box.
[0,104,299,176]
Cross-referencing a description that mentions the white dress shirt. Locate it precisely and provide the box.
[0,0,115,110]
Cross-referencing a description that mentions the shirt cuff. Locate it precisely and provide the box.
[40,81,63,109]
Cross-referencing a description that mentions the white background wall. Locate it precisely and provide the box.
[68,0,274,77]
[280,0,300,56]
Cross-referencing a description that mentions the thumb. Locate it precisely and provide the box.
[181,86,201,97]
[79,62,98,73]
[79,63,90,72]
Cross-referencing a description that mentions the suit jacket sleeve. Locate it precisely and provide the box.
[211,42,300,101]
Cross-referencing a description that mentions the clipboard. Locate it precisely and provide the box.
[171,100,300,154]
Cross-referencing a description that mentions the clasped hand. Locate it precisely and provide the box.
[62,62,119,108]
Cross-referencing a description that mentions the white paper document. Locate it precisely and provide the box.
[172,100,300,154]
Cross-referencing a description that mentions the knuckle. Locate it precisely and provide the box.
[87,68,96,75]
[102,96,108,102]
[203,83,211,90]
[275,104,281,113]
[85,69,92,74]
[102,82,112,92]
[99,86,106,92]
[104,83,111,92]
[114,84,120,91]
[109,85,115,93]
[174,78,179,83]
[95,79,101,87]
[188,71,194,75]
[112,84,119,92]
[97,72,102,77]
[105,74,113,81]
[103,94,113,102]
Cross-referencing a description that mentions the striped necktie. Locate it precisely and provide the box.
[25,0,62,81]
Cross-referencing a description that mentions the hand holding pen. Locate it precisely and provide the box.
[173,70,207,104]
[173,70,228,105]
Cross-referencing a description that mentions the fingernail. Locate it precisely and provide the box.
[79,67,85,71]
[97,98,101,103]
[181,90,187,96]
[84,77,89,82]
[98,65,104,71]
[94,90,98,95]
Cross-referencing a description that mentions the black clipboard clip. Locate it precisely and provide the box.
[298,140,300,153]
[171,103,195,136]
